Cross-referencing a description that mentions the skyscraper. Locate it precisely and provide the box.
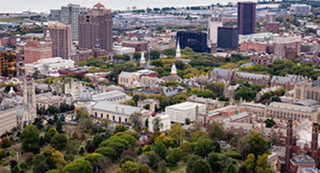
[237,2,256,35]
[0,49,17,77]
[44,22,72,60]
[208,14,223,44]
[217,27,239,50]
[176,31,208,53]
[78,3,113,53]
[60,4,86,41]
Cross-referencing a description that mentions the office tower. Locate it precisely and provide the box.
[78,3,113,53]
[50,9,61,21]
[208,14,223,44]
[60,4,86,41]
[44,22,72,60]
[176,31,208,52]
[217,27,239,50]
[0,49,17,77]
[237,2,256,35]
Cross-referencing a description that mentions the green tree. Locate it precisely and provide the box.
[56,120,63,133]
[139,164,150,173]
[45,128,58,143]
[169,123,186,145]
[264,119,276,128]
[93,135,104,149]
[0,149,6,159]
[196,89,217,99]
[114,125,127,134]
[84,153,104,164]
[150,50,161,59]
[239,132,269,158]
[95,147,116,161]
[179,141,192,158]
[147,152,159,170]
[224,163,237,173]
[194,139,214,158]
[21,125,40,153]
[0,136,12,148]
[50,134,68,150]
[152,117,163,132]
[167,148,182,166]
[157,160,167,173]
[205,82,225,97]
[234,87,256,101]
[163,48,176,56]
[129,112,142,129]
[243,153,256,173]
[121,161,139,173]
[208,153,230,172]
[100,118,111,128]
[154,141,167,160]
[47,106,58,115]
[64,159,92,173]
[256,153,270,172]
[187,157,212,173]
[191,130,208,142]
[208,122,224,140]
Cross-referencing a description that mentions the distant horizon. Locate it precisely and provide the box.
[1,0,258,13]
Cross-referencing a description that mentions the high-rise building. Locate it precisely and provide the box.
[237,2,256,35]
[44,22,72,60]
[0,49,17,77]
[50,9,61,21]
[60,4,86,41]
[217,27,239,50]
[24,35,52,64]
[176,31,208,52]
[78,3,113,53]
[208,14,223,44]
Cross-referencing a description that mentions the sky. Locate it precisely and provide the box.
[0,0,252,13]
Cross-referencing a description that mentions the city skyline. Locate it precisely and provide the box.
[1,0,257,13]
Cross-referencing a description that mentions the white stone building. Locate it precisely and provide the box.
[165,101,207,123]
[148,114,171,132]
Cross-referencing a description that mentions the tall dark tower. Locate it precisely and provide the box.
[285,119,293,172]
[237,2,256,35]
[311,122,318,166]
[78,3,113,53]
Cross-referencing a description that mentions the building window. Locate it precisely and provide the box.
[113,116,115,121]
[107,114,109,118]
[101,113,103,118]
[95,112,97,118]
[119,117,121,123]
[125,118,127,123]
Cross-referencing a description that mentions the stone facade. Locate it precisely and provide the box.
[294,80,320,103]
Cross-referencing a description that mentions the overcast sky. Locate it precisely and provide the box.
[0,0,247,13]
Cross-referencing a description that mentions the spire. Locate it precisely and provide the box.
[140,52,146,67]
[175,39,181,60]
[171,63,177,76]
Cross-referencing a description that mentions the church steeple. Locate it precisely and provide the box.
[171,63,177,76]
[175,39,181,60]
[140,52,146,67]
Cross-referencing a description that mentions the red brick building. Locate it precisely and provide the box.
[250,54,272,66]
[240,41,269,53]
[24,37,52,64]
[264,22,279,33]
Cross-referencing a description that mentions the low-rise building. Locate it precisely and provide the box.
[165,101,207,123]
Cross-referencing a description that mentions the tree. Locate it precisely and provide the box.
[256,153,270,172]
[191,130,208,142]
[129,112,142,129]
[208,153,230,172]
[234,87,256,101]
[152,117,163,132]
[205,82,225,97]
[56,120,63,133]
[154,141,167,160]
[163,48,176,56]
[196,89,217,99]
[239,132,269,158]
[84,153,104,164]
[93,135,104,149]
[147,152,160,170]
[194,139,214,158]
[167,148,182,166]
[121,161,139,173]
[169,123,186,145]
[150,50,161,59]
[47,106,58,115]
[224,163,237,173]
[50,134,68,150]
[179,141,192,158]
[100,118,111,128]
[114,125,127,134]
[0,149,6,159]
[139,164,150,173]
[243,154,256,173]
[207,122,224,140]
[95,147,116,161]
[187,158,212,173]
[64,159,92,173]
[21,125,40,153]
[264,119,276,128]
[157,160,167,173]
[185,118,191,125]
[0,136,12,148]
